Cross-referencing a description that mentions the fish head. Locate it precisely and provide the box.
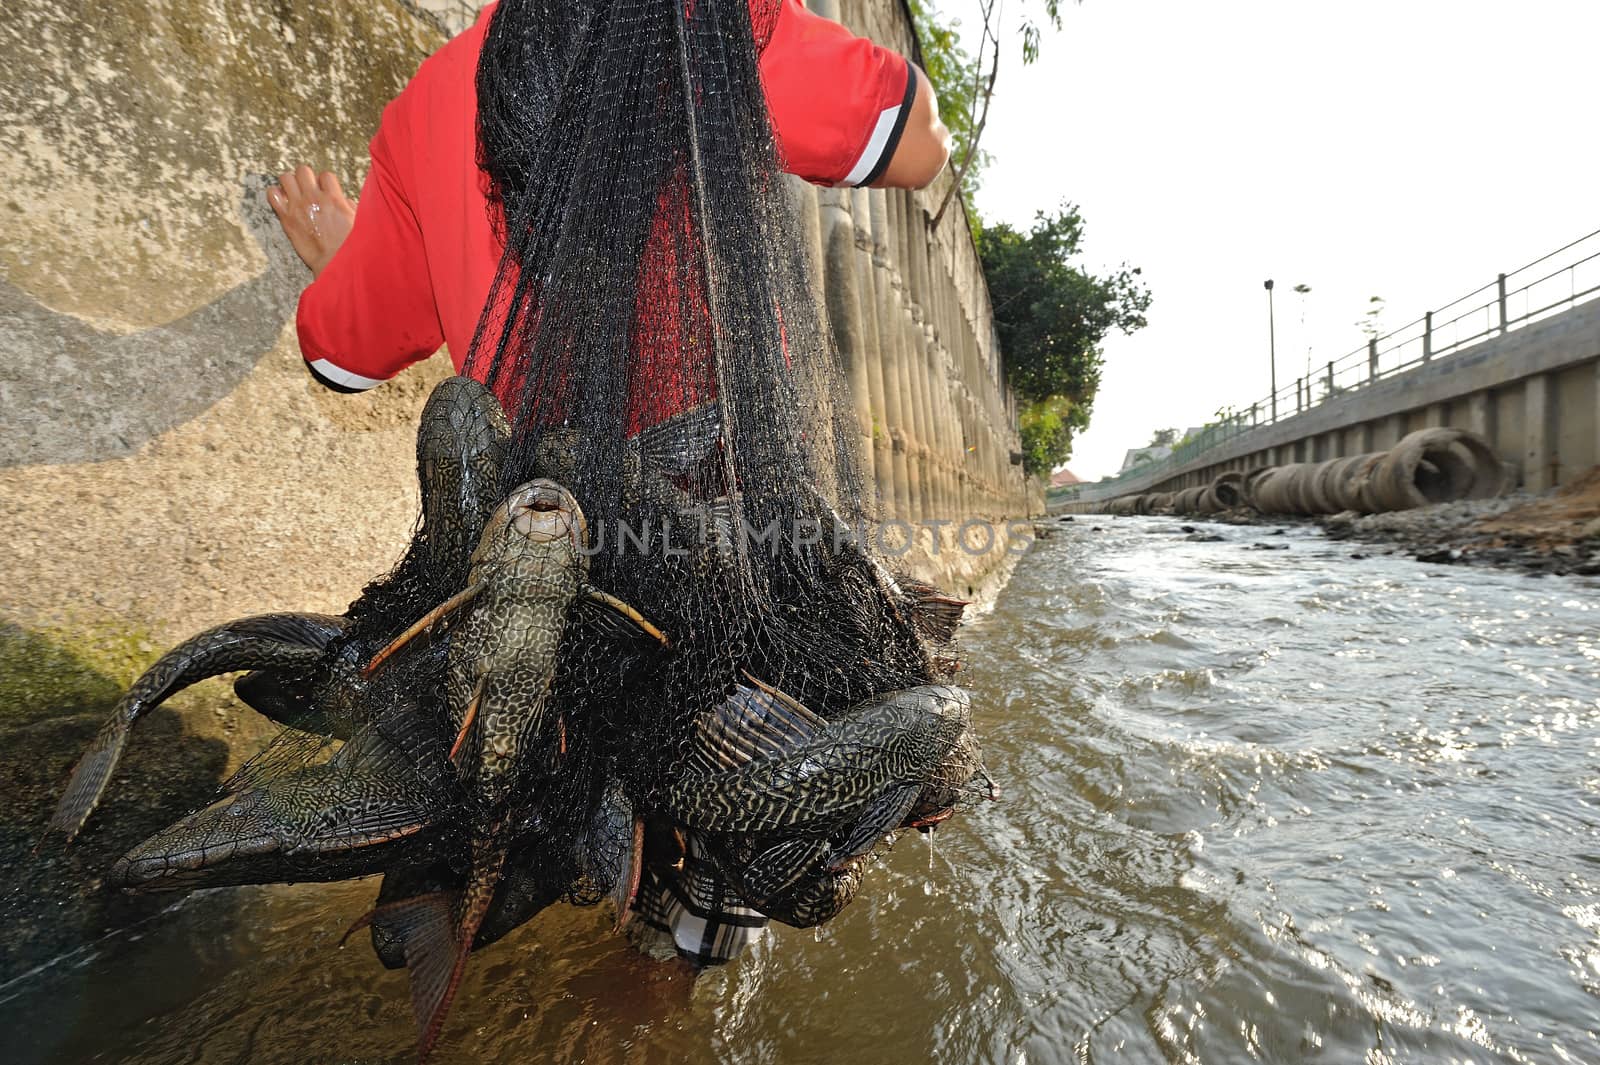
[471,478,590,578]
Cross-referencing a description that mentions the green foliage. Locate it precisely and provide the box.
[906,0,990,215]
[982,205,1150,457]
[907,0,1070,218]
[1018,395,1084,477]
[1147,427,1178,448]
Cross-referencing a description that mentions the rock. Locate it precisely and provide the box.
[1415,547,1463,564]
[1185,533,1225,543]
[1247,543,1289,551]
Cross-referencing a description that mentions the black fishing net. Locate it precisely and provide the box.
[49,1,993,1056]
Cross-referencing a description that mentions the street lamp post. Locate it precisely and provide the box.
[1264,279,1277,421]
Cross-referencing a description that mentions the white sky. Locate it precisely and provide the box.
[947,0,1600,480]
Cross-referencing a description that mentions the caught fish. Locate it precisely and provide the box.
[667,677,970,840]
[235,376,511,724]
[48,612,348,841]
[362,478,665,1059]
[109,724,445,892]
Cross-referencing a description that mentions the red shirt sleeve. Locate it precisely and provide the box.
[296,109,445,392]
[760,0,916,188]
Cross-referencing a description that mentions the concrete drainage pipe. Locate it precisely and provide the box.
[1207,471,1247,511]
[1250,463,1311,514]
[1356,428,1505,512]
[1241,467,1274,510]
[1103,428,1502,518]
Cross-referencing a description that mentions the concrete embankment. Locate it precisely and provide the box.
[1061,293,1600,525]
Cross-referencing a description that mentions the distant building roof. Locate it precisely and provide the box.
[1049,467,1081,488]
[1119,445,1172,472]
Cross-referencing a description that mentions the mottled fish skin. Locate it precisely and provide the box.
[417,376,511,577]
[760,855,865,928]
[48,613,347,841]
[665,684,971,837]
[108,729,436,893]
[446,481,586,806]
[232,378,508,740]
[407,479,588,1060]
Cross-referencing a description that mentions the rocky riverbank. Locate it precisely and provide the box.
[1317,468,1600,576]
[1058,467,1600,576]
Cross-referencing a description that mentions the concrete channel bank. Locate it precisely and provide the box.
[1058,296,1600,516]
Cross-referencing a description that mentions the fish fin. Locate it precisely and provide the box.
[634,400,722,476]
[365,891,467,1062]
[612,816,644,932]
[742,836,832,901]
[448,676,487,764]
[48,718,131,841]
[579,588,670,647]
[705,677,826,765]
[412,841,506,1060]
[293,768,431,848]
[833,785,922,865]
[736,672,829,738]
[364,583,483,678]
[690,496,739,558]
[693,677,826,769]
[227,612,348,648]
[974,764,1001,802]
[907,590,968,644]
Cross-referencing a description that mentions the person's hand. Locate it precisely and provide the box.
[267,165,356,277]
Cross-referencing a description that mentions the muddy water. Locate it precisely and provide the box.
[4,517,1598,1064]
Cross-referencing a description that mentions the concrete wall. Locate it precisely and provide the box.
[802,0,1037,595]
[0,0,458,984]
[1060,297,1600,512]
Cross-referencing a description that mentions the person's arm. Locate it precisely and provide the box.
[759,0,951,191]
[871,64,950,190]
[274,122,445,392]
[268,165,356,277]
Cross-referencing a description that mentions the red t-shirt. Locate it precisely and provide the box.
[297,0,914,395]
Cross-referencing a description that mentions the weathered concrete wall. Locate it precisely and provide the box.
[0,0,453,982]
[803,0,1036,599]
[1060,298,1600,513]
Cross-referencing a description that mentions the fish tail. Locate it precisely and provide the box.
[362,891,462,1063]
[409,839,507,1062]
[612,816,644,932]
[47,718,131,841]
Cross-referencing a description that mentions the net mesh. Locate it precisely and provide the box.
[53,0,993,1052]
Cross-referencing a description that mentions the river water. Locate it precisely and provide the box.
[5,517,1598,1064]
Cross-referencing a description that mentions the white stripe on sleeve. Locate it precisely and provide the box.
[307,358,385,392]
[836,104,903,188]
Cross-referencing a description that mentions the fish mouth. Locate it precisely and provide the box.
[506,479,587,545]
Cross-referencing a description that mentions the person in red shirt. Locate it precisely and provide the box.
[264,1,949,969]
[268,0,949,395]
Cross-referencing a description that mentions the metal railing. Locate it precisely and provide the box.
[1075,227,1600,502]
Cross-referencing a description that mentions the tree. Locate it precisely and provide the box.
[1356,295,1386,340]
[982,205,1151,476]
[1017,395,1079,478]
[908,1,1073,229]
[1148,427,1179,448]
